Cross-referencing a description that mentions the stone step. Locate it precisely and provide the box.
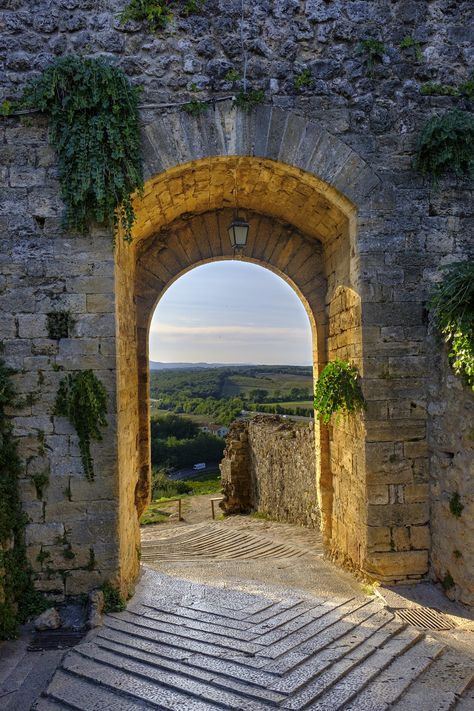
[257,598,372,660]
[281,625,424,709]
[0,648,65,711]
[131,603,255,641]
[61,648,273,710]
[101,615,270,669]
[341,635,445,711]
[93,635,285,704]
[140,601,254,631]
[96,626,279,688]
[390,647,474,711]
[43,668,157,710]
[269,613,403,694]
[111,609,264,654]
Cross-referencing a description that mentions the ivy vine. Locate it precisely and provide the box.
[313,359,366,425]
[55,370,108,481]
[0,359,47,639]
[429,261,474,389]
[413,109,474,185]
[20,56,143,243]
[120,0,204,32]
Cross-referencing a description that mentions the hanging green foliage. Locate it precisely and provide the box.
[120,0,204,32]
[413,109,474,185]
[0,360,47,639]
[55,370,108,481]
[429,261,474,389]
[20,56,143,243]
[314,359,366,425]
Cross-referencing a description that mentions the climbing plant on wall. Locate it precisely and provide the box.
[120,0,204,32]
[20,56,143,243]
[0,360,46,639]
[313,359,366,425]
[414,109,474,185]
[55,370,108,481]
[429,261,474,389]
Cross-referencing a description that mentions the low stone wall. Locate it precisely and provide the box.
[220,416,319,528]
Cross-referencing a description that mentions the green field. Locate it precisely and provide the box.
[221,372,312,398]
[150,403,215,425]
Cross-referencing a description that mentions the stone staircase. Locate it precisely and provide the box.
[33,570,474,710]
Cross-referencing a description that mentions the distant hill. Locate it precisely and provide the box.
[149,361,249,370]
[150,362,311,370]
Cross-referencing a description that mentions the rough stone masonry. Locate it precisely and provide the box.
[221,416,320,529]
[0,0,473,606]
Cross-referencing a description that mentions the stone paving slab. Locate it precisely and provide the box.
[34,568,474,711]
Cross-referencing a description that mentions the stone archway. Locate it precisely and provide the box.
[111,104,430,596]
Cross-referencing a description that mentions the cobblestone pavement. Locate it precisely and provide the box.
[34,518,474,710]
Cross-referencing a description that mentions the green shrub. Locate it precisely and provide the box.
[314,360,366,425]
[413,109,474,185]
[429,261,474,389]
[151,469,193,499]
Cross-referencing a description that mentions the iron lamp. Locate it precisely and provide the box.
[227,215,249,249]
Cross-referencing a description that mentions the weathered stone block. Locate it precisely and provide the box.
[365,550,429,579]
[367,502,429,527]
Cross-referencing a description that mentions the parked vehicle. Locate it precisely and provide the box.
[193,462,206,470]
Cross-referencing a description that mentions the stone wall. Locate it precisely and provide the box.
[429,343,474,607]
[0,0,473,601]
[221,416,319,528]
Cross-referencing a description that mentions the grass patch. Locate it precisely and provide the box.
[187,475,222,496]
[140,504,173,526]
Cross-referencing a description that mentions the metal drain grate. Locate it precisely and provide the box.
[28,629,86,651]
[393,606,456,630]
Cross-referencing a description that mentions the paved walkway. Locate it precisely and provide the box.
[33,517,474,710]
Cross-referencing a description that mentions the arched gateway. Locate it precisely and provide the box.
[110,102,430,594]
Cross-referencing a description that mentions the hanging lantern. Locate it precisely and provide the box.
[227,214,249,249]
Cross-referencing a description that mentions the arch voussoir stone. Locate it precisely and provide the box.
[141,101,381,210]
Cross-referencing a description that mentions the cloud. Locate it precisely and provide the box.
[150,323,308,339]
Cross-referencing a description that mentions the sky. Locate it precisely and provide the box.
[149,261,313,365]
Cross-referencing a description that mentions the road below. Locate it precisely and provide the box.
[167,462,220,480]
